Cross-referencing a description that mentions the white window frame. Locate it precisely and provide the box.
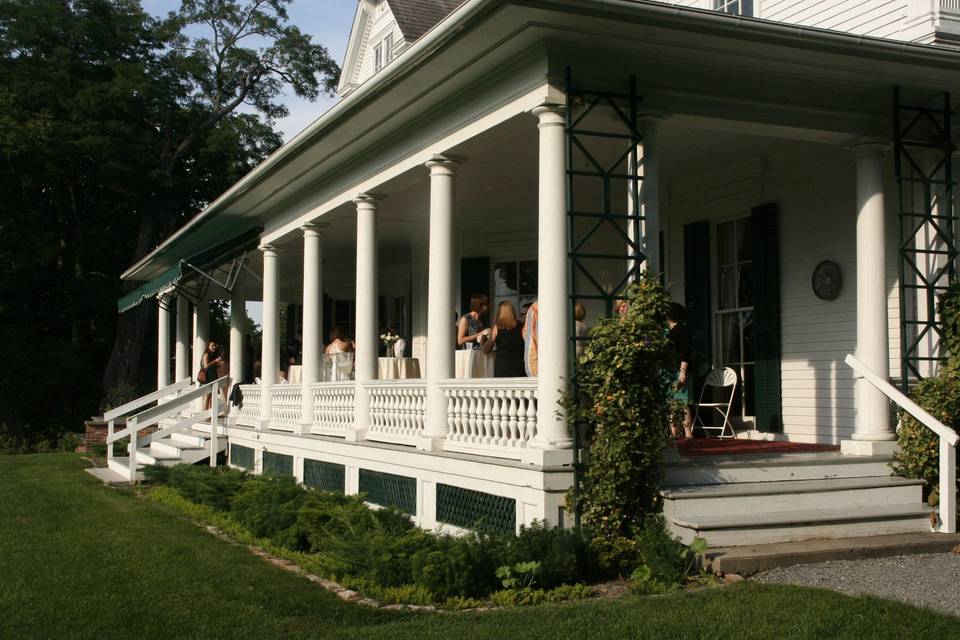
[373,42,384,72]
[714,0,754,17]
[384,33,394,64]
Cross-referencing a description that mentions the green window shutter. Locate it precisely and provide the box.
[751,203,782,432]
[683,221,712,400]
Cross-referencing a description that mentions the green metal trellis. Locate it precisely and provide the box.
[894,87,957,388]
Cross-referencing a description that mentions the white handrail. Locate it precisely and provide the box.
[102,378,193,421]
[844,355,958,446]
[108,377,231,443]
[845,354,956,533]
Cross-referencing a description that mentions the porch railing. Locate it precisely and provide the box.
[845,354,957,533]
[438,378,538,460]
[236,384,262,427]
[270,384,302,431]
[311,382,355,436]
[365,380,426,446]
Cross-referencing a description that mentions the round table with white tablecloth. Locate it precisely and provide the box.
[286,365,302,384]
[454,349,495,379]
[377,357,421,380]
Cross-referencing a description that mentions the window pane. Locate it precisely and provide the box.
[736,217,753,262]
[737,263,754,307]
[519,261,538,295]
[717,221,735,266]
[718,313,741,364]
[741,310,755,362]
[718,266,736,310]
[494,262,517,296]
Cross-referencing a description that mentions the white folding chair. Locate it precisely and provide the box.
[693,367,739,439]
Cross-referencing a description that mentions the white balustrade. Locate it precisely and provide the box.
[311,382,356,436]
[365,381,427,446]
[943,0,960,11]
[236,384,262,427]
[270,385,302,431]
[439,379,538,460]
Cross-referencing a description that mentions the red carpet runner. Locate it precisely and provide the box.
[675,438,840,457]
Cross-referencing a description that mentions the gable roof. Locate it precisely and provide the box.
[389,0,464,41]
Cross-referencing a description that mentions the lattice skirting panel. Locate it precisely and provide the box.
[436,484,517,534]
[262,451,293,476]
[230,444,255,470]
[358,469,417,515]
[303,459,346,494]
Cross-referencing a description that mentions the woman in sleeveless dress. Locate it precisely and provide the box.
[482,301,525,378]
[457,293,489,350]
[201,341,226,411]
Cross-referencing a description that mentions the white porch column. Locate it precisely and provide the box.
[300,223,324,433]
[192,298,209,377]
[843,141,896,456]
[350,196,379,441]
[229,286,245,387]
[528,104,574,465]
[420,158,458,450]
[157,295,171,390]
[260,244,280,428]
[639,115,662,275]
[175,295,190,381]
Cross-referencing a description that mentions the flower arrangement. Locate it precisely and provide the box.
[380,328,400,355]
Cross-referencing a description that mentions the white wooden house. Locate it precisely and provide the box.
[108,0,960,546]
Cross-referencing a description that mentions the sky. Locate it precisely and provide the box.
[143,0,358,141]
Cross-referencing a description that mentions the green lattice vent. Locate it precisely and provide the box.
[262,451,293,476]
[230,444,255,470]
[358,469,416,514]
[303,459,345,494]
[436,484,516,534]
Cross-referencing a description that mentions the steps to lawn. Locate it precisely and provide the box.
[107,423,225,482]
[662,451,933,547]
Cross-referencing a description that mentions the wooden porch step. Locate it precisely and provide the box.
[664,451,894,485]
[662,476,924,519]
[669,503,932,546]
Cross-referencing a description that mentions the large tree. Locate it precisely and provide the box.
[103,0,339,392]
[0,0,338,441]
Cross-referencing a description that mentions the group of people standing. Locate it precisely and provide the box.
[457,292,696,440]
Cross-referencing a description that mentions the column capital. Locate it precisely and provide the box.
[425,155,460,175]
[638,113,667,135]
[259,242,278,255]
[532,103,566,127]
[353,193,384,207]
[849,137,891,159]
[301,221,329,237]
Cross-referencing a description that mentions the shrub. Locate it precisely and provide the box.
[893,364,960,502]
[231,474,308,549]
[408,532,503,599]
[940,279,960,365]
[630,516,707,594]
[162,464,248,512]
[567,275,675,565]
[56,432,83,452]
[503,521,605,589]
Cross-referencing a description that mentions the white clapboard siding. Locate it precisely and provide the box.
[761,0,910,40]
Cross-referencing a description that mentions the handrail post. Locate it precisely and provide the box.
[128,418,138,484]
[210,386,219,468]
[940,439,956,533]
[106,419,114,464]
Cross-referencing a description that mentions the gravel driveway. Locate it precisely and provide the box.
[752,553,960,616]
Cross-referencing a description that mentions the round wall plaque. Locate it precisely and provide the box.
[812,260,842,301]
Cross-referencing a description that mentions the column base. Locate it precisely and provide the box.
[522,447,574,467]
[345,426,368,442]
[296,421,312,436]
[840,439,898,456]
[415,435,445,452]
[257,418,271,430]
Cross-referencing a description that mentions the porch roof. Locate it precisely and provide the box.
[119,0,960,290]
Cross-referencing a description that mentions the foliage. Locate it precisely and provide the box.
[893,365,960,503]
[151,464,248,512]
[940,280,960,366]
[629,517,708,594]
[102,383,141,413]
[489,583,593,608]
[504,521,604,589]
[0,423,83,455]
[496,561,541,589]
[566,275,676,565]
[0,0,339,440]
[231,474,307,548]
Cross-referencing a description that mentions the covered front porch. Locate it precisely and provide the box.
[116,0,960,538]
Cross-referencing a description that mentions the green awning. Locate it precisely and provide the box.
[117,227,262,313]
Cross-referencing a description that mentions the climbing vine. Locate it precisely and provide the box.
[566,275,677,565]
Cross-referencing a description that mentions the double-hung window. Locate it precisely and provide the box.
[374,42,384,72]
[714,0,753,16]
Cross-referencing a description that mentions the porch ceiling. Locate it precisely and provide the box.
[121,0,960,289]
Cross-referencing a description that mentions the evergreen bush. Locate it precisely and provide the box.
[566,275,675,565]
[231,474,308,548]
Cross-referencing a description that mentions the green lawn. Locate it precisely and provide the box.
[0,454,955,640]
